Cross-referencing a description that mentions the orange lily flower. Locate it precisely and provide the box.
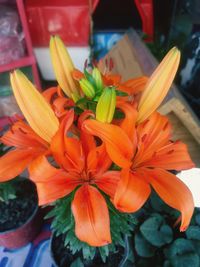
[0,120,49,182]
[29,109,120,247]
[82,103,195,231]
[0,70,59,182]
[42,86,74,118]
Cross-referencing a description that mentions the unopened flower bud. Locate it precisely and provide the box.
[49,36,80,100]
[96,87,116,123]
[79,78,95,99]
[92,67,103,93]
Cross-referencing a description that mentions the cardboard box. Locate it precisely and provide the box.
[103,29,200,166]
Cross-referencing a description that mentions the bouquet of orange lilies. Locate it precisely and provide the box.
[0,36,195,261]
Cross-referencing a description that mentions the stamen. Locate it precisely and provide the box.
[109,58,114,71]
[8,116,14,126]
[84,59,88,69]
[105,58,108,68]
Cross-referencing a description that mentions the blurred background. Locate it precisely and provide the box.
[0,0,199,124]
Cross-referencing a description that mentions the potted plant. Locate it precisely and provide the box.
[0,144,43,249]
[0,36,195,265]
[131,191,200,267]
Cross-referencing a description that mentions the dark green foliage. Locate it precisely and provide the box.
[132,191,200,267]
[70,258,84,267]
[165,239,199,267]
[46,191,136,262]
[140,214,173,247]
[186,226,200,241]
[0,180,17,203]
[134,232,155,257]
[0,143,17,203]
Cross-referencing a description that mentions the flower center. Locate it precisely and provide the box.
[80,170,94,184]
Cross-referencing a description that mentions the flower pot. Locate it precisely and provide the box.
[50,233,130,267]
[0,178,43,249]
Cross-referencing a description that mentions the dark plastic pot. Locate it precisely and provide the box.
[0,180,43,249]
[50,233,131,267]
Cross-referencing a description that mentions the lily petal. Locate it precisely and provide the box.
[35,179,79,206]
[144,168,194,231]
[1,121,48,149]
[78,111,96,157]
[137,47,180,123]
[103,74,121,86]
[50,36,80,99]
[10,70,59,143]
[118,76,148,95]
[53,97,74,118]
[143,141,195,170]
[95,171,120,199]
[29,156,80,205]
[116,101,138,143]
[29,155,69,182]
[51,109,84,172]
[72,185,111,246]
[42,87,58,104]
[0,149,39,182]
[113,169,151,212]
[134,112,172,166]
[82,119,133,168]
[87,143,112,175]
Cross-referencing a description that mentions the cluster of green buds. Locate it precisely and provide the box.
[79,67,116,123]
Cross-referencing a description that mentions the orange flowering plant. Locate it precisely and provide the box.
[0,36,195,261]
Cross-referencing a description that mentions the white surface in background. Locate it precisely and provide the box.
[34,47,90,80]
[177,168,200,207]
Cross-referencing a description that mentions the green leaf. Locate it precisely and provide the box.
[160,225,173,244]
[186,226,200,241]
[164,238,195,259]
[135,232,155,258]
[98,246,109,263]
[195,213,200,226]
[70,258,84,267]
[150,191,172,214]
[140,215,172,247]
[75,97,88,106]
[0,180,17,203]
[170,253,199,267]
[191,240,200,256]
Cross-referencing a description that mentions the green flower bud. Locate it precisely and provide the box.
[79,78,95,99]
[96,87,116,123]
[92,67,103,93]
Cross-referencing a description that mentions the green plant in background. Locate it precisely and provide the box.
[0,143,17,203]
[147,0,194,61]
[132,192,200,267]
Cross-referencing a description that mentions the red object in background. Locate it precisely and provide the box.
[135,0,154,42]
[25,0,99,47]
